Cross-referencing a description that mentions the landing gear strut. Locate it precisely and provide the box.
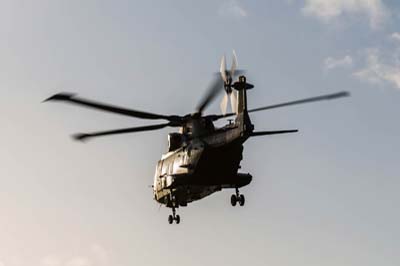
[231,187,245,206]
[168,207,180,224]
[168,193,180,224]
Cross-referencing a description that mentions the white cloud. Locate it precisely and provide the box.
[324,55,353,70]
[90,244,109,265]
[39,245,109,266]
[353,49,400,89]
[40,256,62,266]
[219,0,247,18]
[65,257,92,266]
[390,32,400,42]
[302,0,389,29]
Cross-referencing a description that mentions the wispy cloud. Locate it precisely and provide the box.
[219,0,248,19]
[41,255,62,266]
[40,244,109,266]
[90,244,109,265]
[324,55,353,70]
[302,0,389,29]
[353,48,400,89]
[390,32,400,42]
[65,257,92,266]
[40,256,92,266]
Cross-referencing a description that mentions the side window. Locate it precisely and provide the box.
[157,161,162,176]
[161,161,168,176]
[181,150,188,165]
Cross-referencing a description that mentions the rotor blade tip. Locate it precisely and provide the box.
[44,92,76,102]
[232,49,238,60]
[332,91,350,98]
[72,133,89,142]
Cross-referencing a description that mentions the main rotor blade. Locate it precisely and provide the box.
[44,93,181,122]
[73,122,172,142]
[248,91,350,114]
[209,91,350,120]
[250,129,298,137]
[196,75,224,114]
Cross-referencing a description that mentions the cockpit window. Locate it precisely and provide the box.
[168,133,183,151]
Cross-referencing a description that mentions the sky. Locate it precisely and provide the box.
[0,0,399,265]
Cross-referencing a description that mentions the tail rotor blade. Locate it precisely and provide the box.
[220,55,227,83]
[230,50,238,78]
[230,91,238,114]
[220,93,229,115]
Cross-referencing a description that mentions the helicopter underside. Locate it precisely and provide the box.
[166,172,252,207]
[156,141,252,208]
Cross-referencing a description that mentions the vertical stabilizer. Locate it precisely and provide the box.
[234,76,254,137]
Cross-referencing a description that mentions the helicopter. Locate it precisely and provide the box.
[45,52,349,224]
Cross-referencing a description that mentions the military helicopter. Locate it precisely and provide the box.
[45,52,349,224]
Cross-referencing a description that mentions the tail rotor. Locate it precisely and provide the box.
[219,50,241,115]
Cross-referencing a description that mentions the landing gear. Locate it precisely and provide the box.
[168,206,181,224]
[167,193,181,224]
[231,188,245,207]
[231,194,237,206]
[239,194,245,206]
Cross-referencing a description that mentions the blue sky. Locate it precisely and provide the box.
[0,1,399,266]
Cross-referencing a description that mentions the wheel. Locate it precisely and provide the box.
[168,215,173,224]
[175,215,180,224]
[239,194,245,206]
[231,194,237,206]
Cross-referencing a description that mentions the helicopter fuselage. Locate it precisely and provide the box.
[153,118,253,208]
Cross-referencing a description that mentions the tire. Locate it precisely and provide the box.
[175,215,180,224]
[231,194,237,206]
[168,215,173,224]
[239,194,245,206]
